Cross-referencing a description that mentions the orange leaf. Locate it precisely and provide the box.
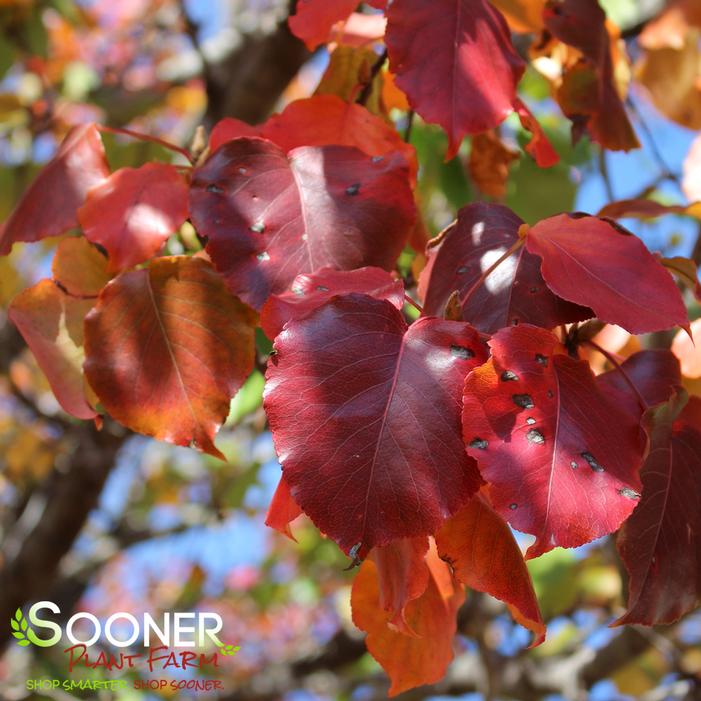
[371,536,430,636]
[351,551,464,696]
[9,280,97,420]
[83,257,257,458]
[435,493,545,645]
[265,474,303,540]
[51,238,111,297]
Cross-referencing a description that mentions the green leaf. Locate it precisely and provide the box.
[20,617,27,631]
[12,631,25,639]
[17,639,31,646]
[10,618,19,631]
[14,608,22,621]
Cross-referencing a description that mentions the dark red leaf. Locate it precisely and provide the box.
[351,549,464,696]
[264,294,485,555]
[260,266,404,339]
[615,389,701,625]
[597,349,681,420]
[436,492,545,644]
[543,0,639,151]
[78,163,189,272]
[288,0,359,50]
[189,138,415,309]
[462,324,645,558]
[525,213,688,334]
[84,256,257,458]
[0,124,109,255]
[385,0,525,158]
[265,474,303,540]
[418,203,591,333]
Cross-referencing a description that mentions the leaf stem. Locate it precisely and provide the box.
[459,238,524,308]
[584,339,648,412]
[404,293,424,314]
[98,125,194,163]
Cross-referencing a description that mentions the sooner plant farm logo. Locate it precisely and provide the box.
[11,601,239,691]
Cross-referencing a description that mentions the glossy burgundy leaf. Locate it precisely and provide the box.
[0,124,109,255]
[265,474,303,540]
[615,390,701,625]
[525,213,688,334]
[462,324,645,558]
[210,96,418,184]
[351,550,464,696]
[288,0,359,50]
[78,162,189,272]
[418,203,591,333]
[597,349,681,420]
[264,294,485,555]
[9,280,97,420]
[513,98,559,168]
[543,0,638,151]
[436,492,545,644]
[84,256,257,459]
[385,0,525,158]
[260,266,404,339]
[371,537,430,636]
[189,138,415,309]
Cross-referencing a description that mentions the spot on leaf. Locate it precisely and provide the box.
[513,394,534,409]
[581,451,604,472]
[469,438,488,450]
[501,370,519,382]
[526,429,545,445]
[346,183,361,196]
[451,344,474,359]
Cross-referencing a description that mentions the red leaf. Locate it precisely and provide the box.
[0,124,109,255]
[615,389,701,625]
[78,163,189,273]
[462,324,645,558]
[83,256,257,458]
[264,294,485,555]
[386,0,525,158]
[436,492,545,644]
[9,280,97,420]
[597,349,681,420]
[189,138,415,309]
[525,213,688,334]
[260,266,404,339]
[418,203,591,333]
[371,536,430,636]
[351,549,464,696]
[210,96,417,184]
[265,475,303,540]
[543,0,638,151]
[288,0,359,50]
[210,119,261,153]
[513,98,559,168]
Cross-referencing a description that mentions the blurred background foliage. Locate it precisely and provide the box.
[0,1,700,700]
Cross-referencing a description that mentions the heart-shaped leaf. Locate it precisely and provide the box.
[419,203,591,333]
[84,256,257,458]
[264,294,485,554]
[190,138,415,309]
[462,324,645,558]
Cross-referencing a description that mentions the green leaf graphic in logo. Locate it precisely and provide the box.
[10,608,52,647]
[11,608,31,647]
[218,643,240,657]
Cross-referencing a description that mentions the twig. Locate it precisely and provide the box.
[460,238,524,308]
[98,125,194,163]
[404,110,415,143]
[356,49,388,106]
